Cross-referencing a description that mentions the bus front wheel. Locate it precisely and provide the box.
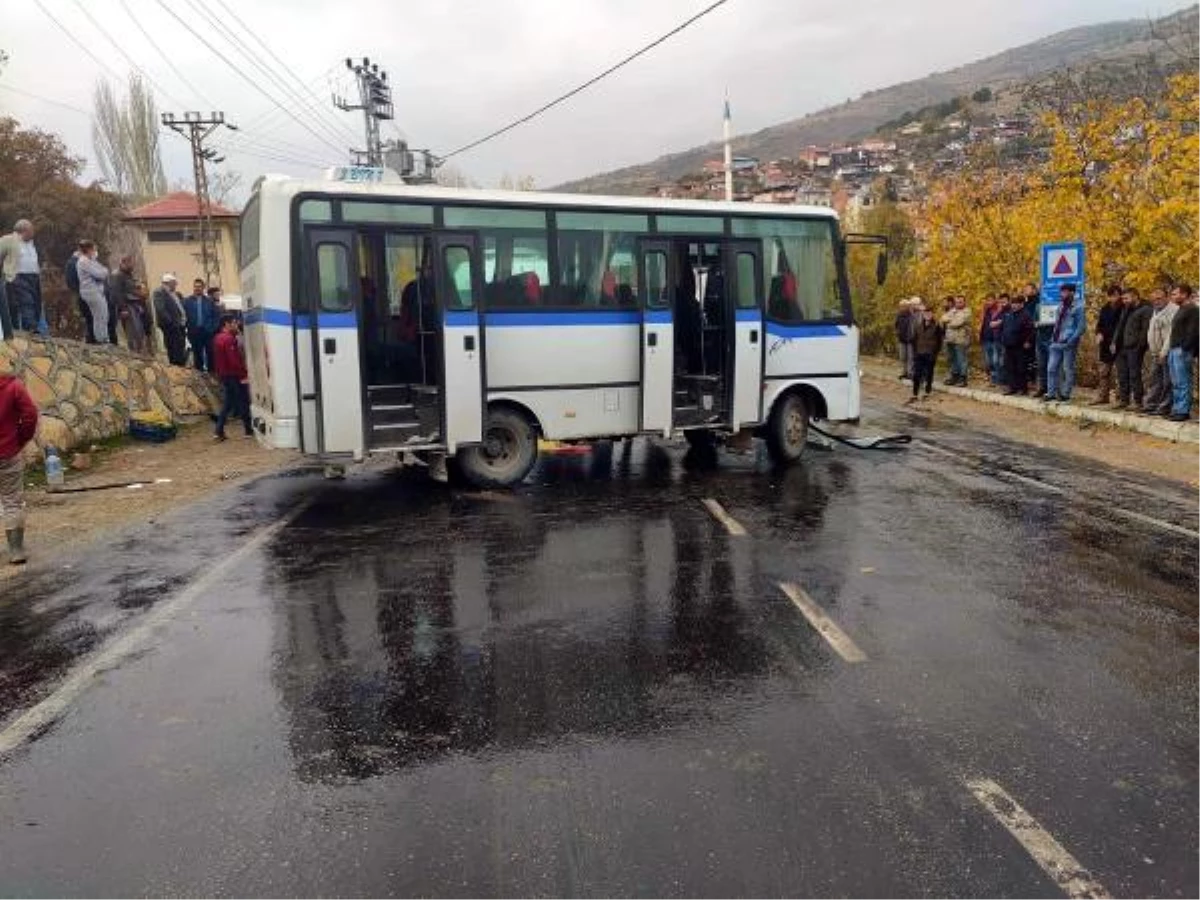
[457,407,539,488]
[766,393,809,465]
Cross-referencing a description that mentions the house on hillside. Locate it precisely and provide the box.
[123,192,241,291]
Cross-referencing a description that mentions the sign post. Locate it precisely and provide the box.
[1039,241,1085,326]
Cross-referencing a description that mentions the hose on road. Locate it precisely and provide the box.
[807,421,912,451]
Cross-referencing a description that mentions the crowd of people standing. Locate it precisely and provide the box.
[0,219,235,375]
[894,282,1197,422]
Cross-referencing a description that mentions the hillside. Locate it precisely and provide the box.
[554,5,1198,195]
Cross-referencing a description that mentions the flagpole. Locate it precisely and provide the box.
[723,94,733,202]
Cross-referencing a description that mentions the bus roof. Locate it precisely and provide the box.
[249,174,839,221]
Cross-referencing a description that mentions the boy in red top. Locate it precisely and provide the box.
[0,372,39,564]
[212,314,252,441]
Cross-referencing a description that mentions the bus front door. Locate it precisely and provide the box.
[432,233,484,452]
[728,240,764,428]
[639,240,674,436]
[307,228,364,456]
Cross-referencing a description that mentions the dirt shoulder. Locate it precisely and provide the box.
[863,369,1199,487]
[3,424,300,580]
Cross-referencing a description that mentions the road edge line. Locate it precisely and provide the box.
[0,499,313,758]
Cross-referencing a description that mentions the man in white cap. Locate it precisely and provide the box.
[152,273,188,365]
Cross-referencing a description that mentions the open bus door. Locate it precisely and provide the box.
[431,233,484,452]
[306,228,364,455]
[727,239,764,428]
[638,240,674,436]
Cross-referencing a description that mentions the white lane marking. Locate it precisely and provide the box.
[777,582,867,663]
[965,777,1111,899]
[1110,506,1199,539]
[702,498,747,536]
[0,500,312,758]
[994,469,1066,495]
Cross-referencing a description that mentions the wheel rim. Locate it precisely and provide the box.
[481,425,518,469]
[784,406,805,447]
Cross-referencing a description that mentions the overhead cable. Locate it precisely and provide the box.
[438,0,732,161]
[150,0,347,158]
[180,0,356,153]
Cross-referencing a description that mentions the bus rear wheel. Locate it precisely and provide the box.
[766,393,809,465]
[457,407,538,488]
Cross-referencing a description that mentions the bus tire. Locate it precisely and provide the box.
[684,429,717,450]
[457,407,538,488]
[766,393,809,465]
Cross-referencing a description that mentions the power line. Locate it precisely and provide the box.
[438,0,732,161]
[68,0,194,116]
[150,0,348,158]
[32,0,126,84]
[208,0,361,146]
[118,0,218,108]
[180,0,356,154]
[0,83,93,118]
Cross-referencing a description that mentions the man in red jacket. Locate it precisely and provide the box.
[0,373,38,564]
[212,314,252,441]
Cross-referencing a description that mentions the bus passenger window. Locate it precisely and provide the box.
[442,246,475,310]
[316,243,351,312]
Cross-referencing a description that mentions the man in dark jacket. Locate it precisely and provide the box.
[183,278,221,372]
[895,298,916,380]
[907,303,942,402]
[1167,283,1198,422]
[152,273,188,365]
[1114,287,1152,409]
[213,314,253,441]
[1090,285,1124,405]
[0,373,38,564]
[1001,295,1035,395]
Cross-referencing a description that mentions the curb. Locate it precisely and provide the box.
[862,359,1199,445]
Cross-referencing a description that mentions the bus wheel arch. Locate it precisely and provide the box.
[764,384,825,465]
[455,401,541,489]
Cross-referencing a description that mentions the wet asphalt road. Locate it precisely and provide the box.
[0,399,1195,898]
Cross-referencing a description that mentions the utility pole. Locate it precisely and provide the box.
[162,111,236,286]
[723,95,734,202]
[334,57,394,167]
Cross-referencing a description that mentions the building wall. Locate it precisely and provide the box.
[132,218,241,292]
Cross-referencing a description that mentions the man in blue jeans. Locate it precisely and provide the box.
[1044,283,1086,402]
[1167,284,1197,422]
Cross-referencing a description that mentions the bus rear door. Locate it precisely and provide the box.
[306,228,364,456]
[728,240,764,428]
[638,240,674,436]
[432,233,484,452]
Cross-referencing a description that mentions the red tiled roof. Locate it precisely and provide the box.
[123,191,238,220]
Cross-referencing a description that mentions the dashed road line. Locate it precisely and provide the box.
[702,498,747,536]
[965,777,1111,899]
[778,582,867,663]
[1110,506,1199,539]
[0,499,312,758]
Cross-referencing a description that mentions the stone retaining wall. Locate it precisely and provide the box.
[0,335,220,462]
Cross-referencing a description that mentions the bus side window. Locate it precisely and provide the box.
[442,246,475,310]
[645,251,669,309]
[316,243,351,312]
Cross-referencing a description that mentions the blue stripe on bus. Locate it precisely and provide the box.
[316,312,357,328]
[485,311,641,327]
[734,309,761,323]
[444,310,480,327]
[766,322,846,338]
[644,310,672,324]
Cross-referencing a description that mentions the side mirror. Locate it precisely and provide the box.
[876,252,889,286]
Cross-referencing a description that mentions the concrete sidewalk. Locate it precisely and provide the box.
[862,357,1200,445]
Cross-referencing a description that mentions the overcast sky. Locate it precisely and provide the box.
[0,0,1181,201]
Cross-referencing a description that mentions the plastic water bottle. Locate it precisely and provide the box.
[44,446,65,490]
